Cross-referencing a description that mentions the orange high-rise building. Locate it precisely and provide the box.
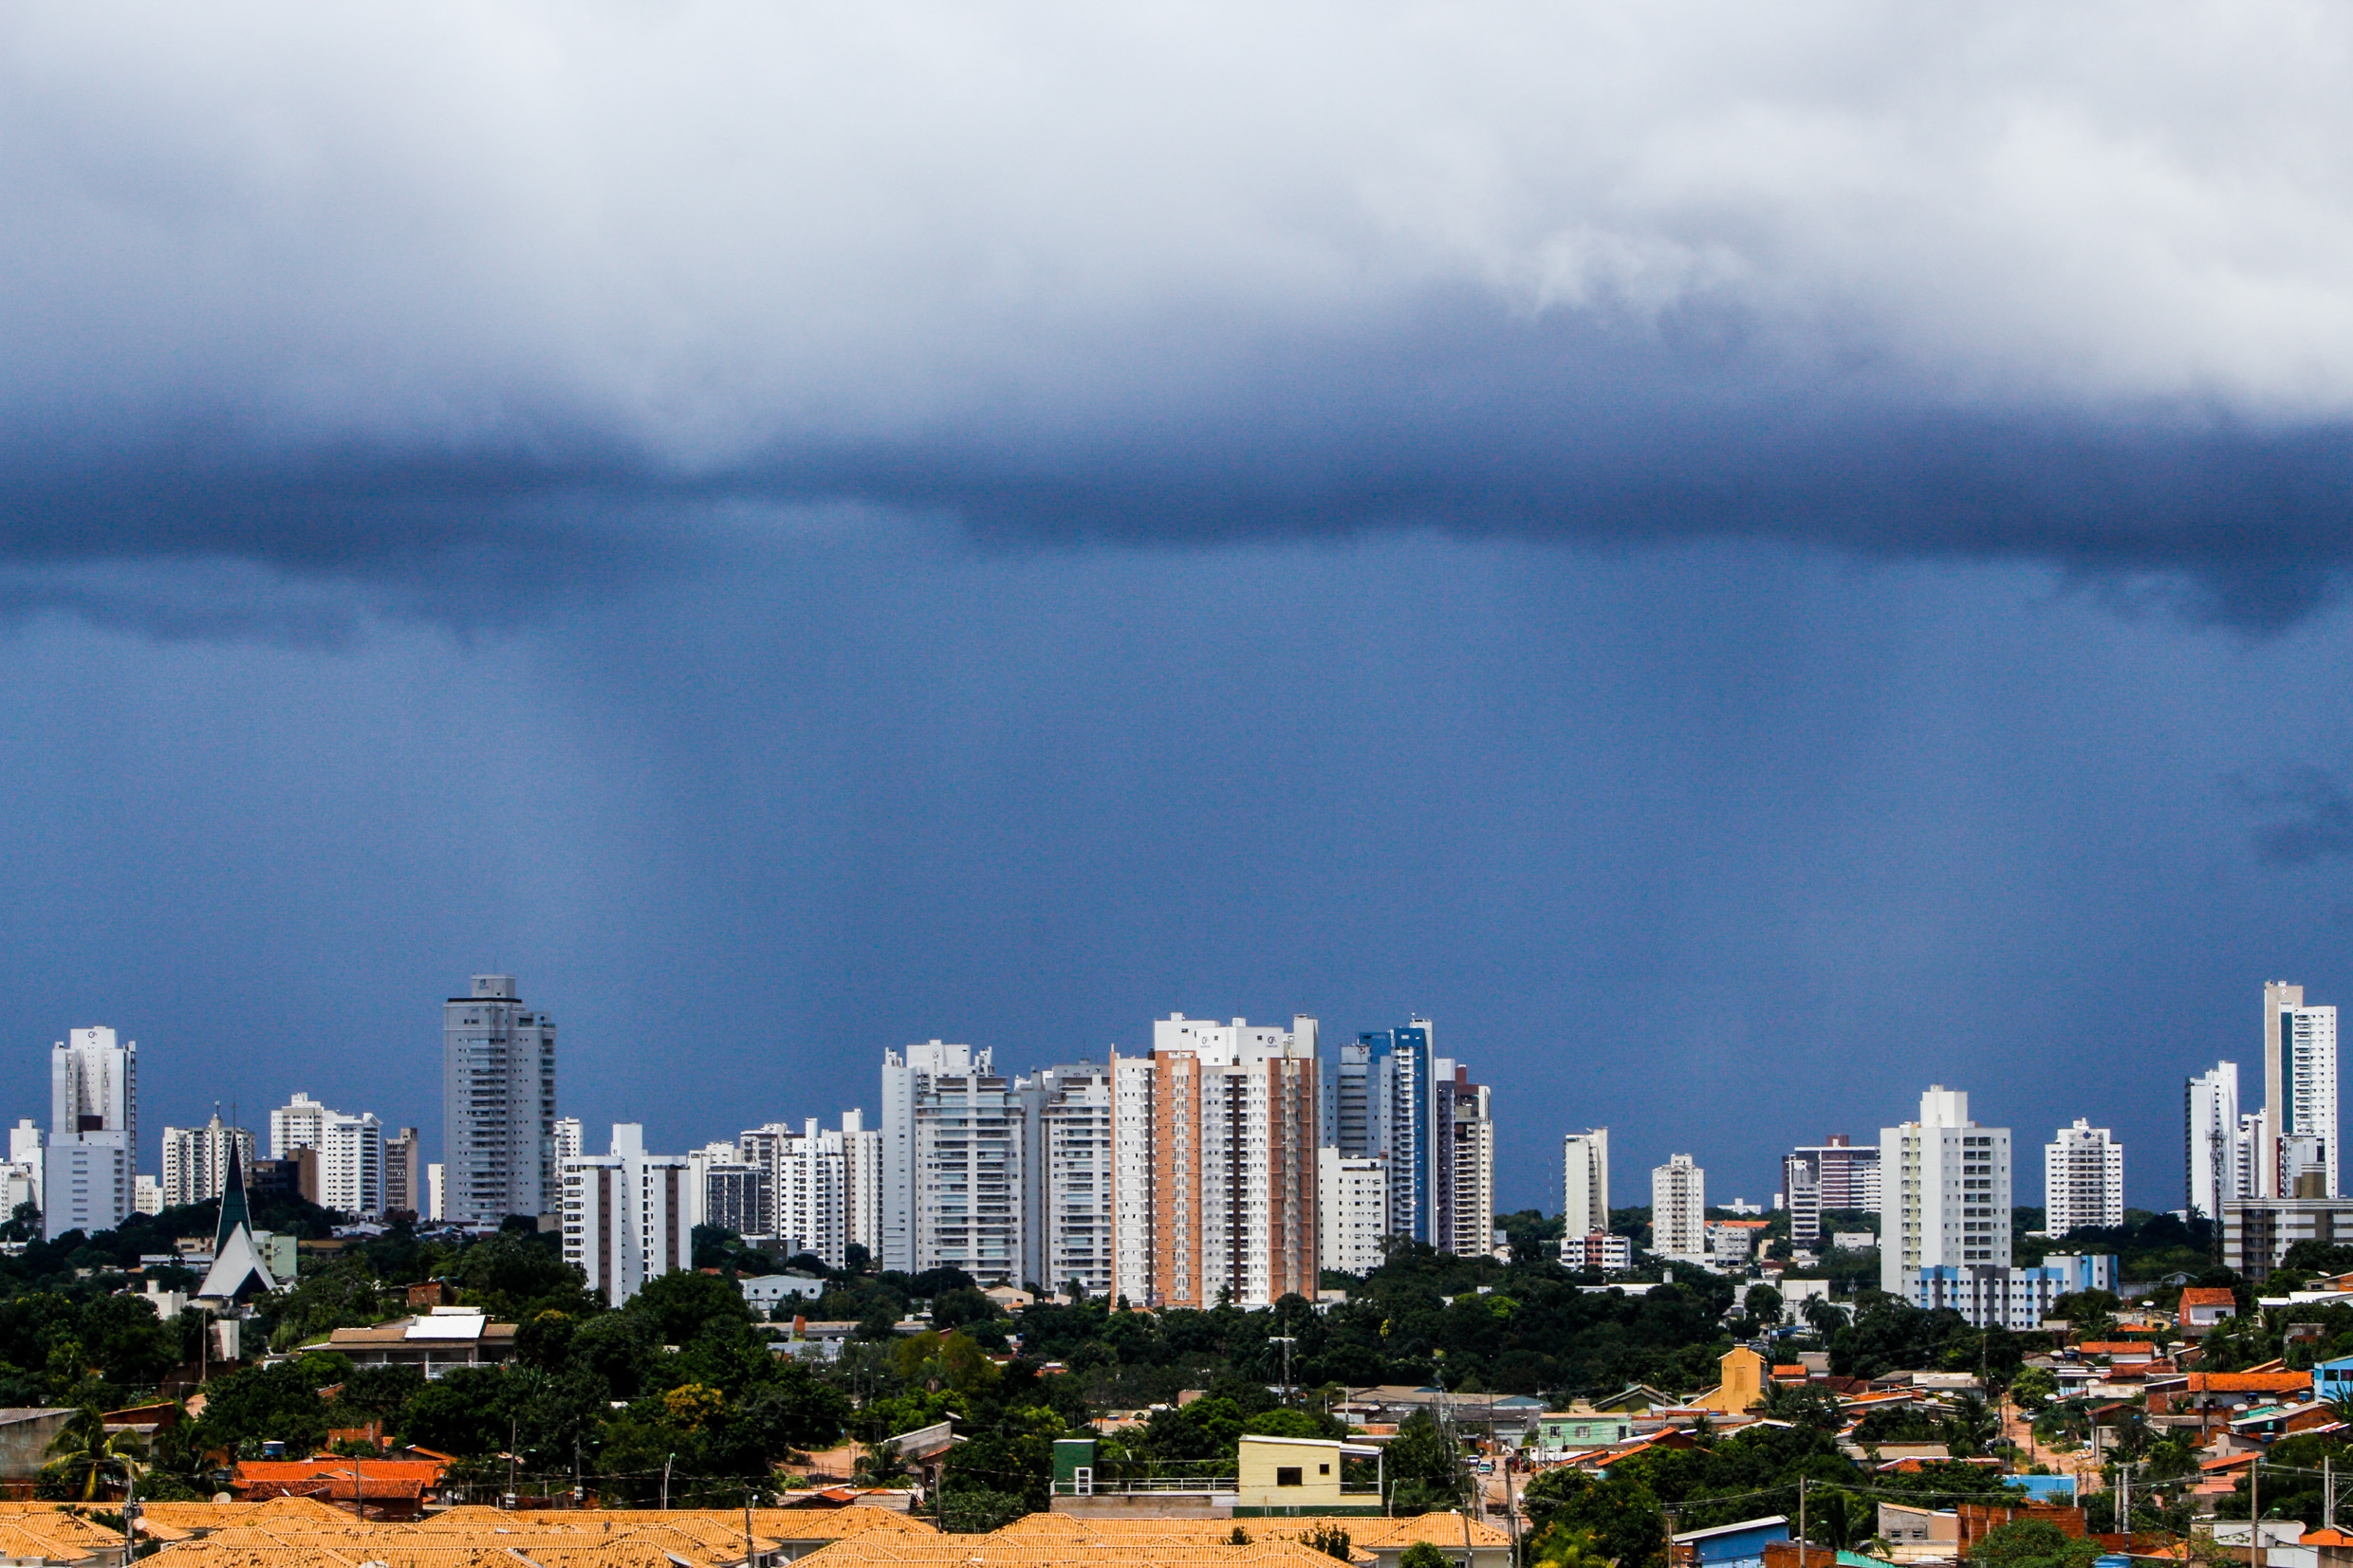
[1111,1014,1319,1308]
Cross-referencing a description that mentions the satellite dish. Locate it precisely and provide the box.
[212,1493,232,1504]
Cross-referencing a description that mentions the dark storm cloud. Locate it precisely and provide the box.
[4,1,2353,622]
[2234,765,2353,866]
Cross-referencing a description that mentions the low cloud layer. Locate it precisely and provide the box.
[5,1,2353,616]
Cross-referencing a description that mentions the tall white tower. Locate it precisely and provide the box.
[2264,983,2339,1198]
[1561,1129,1610,1244]
[46,1026,137,1240]
[1651,1153,1706,1264]
[1881,1085,2011,1295]
[2045,1118,2124,1234]
[2185,1061,2240,1220]
[441,975,558,1225]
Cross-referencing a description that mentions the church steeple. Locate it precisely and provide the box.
[197,1136,277,1305]
[213,1135,251,1255]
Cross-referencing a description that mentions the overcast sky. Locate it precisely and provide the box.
[6,1,2353,1212]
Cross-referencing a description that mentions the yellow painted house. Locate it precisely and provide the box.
[1233,1433,1388,1516]
[1690,1346,1769,1414]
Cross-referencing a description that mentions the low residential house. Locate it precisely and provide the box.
[232,1456,449,1519]
[1878,1504,1958,1564]
[1956,1503,2085,1553]
[1528,1408,1641,1460]
[2145,1369,2311,1426]
[2212,1520,2315,1568]
[1335,1387,1543,1440]
[1691,1347,1771,1415]
[1671,1516,1789,1568]
[320,1306,518,1378]
[1309,1515,1512,1568]
[2180,1287,2239,1337]
[0,1408,79,1486]
[2313,1356,2353,1406]
[1232,1434,1385,1518]
[762,1318,861,1363]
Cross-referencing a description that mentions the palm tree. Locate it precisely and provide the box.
[44,1408,143,1503]
[1939,1393,2000,1458]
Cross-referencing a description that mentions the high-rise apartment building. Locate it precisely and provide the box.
[269,1092,385,1217]
[2185,1061,2242,1220]
[384,1128,421,1216]
[737,1111,883,1266]
[2262,983,2339,1198]
[553,1117,584,1162]
[1881,1086,2011,1295]
[1435,1062,1494,1258]
[559,1124,690,1305]
[700,1157,769,1237]
[159,1113,255,1208]
[1110,1014,1319,1309]
[842,1109,881,1263]
[442,974,558,1225]
[1017,1063,1114,1297]
[1333,1021,1431,1246]
[880,1042,1022,1280]
[1651,1153,1706,1264]
[2045,1119,2124,1234]
[46,1027,137,1241]
[1782,1135,1882,1245]
[1560,1130,1610,1251]
[1319,1147,1387,1276]
[1330,1019,1493,1257]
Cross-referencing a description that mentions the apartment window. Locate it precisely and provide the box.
[1274,1467,1303,1487]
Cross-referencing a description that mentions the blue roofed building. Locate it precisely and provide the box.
[1672,1516,1790,1568]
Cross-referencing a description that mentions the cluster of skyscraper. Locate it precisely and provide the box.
[0,1026,422,1241]
[499,1004,1493,1309]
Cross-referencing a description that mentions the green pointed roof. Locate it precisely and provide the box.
[213,1138,251,1254]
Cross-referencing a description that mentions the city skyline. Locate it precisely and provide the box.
[9,973,2310,1224]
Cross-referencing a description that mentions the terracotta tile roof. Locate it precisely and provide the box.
[2186,1373,2311,1393]
[2180,1289,2238,1307]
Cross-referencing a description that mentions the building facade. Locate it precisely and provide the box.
[880,1042,1023,1280]
[1905,1254,2119,1329]
[2044,1119,2124,1235]
[1881,1086,2012,1295]
[1435,1062,1495,1259]
[1652,1153,1706,1264]
[1561,1231,1633,1271]
[1319,1148,1387,1276]
[559,1123,690,1305]
[2262,983,2339,1199]
[159,1113,255,1208]
[384,1127,421,1216]
[1017,1063,1114,1297]
[269,1092,385,1217]
[1560,1129,1610,1259]
[2186,1061,2243,1221]
[2224,1196,2353,1280]
[442,974,558,1225]
[1782,1134,1882,1245]
[1110,1014,1320,1308]
[46,1026,137,1241]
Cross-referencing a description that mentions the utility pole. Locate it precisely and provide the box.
[746,1485,756,1568]
[2327,1455,2336,1533]
[1271,1337,1297,1407]
[2250,1458,2260,1568]
[1799,1477,1807,1568]
[663,1452,675,1510]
